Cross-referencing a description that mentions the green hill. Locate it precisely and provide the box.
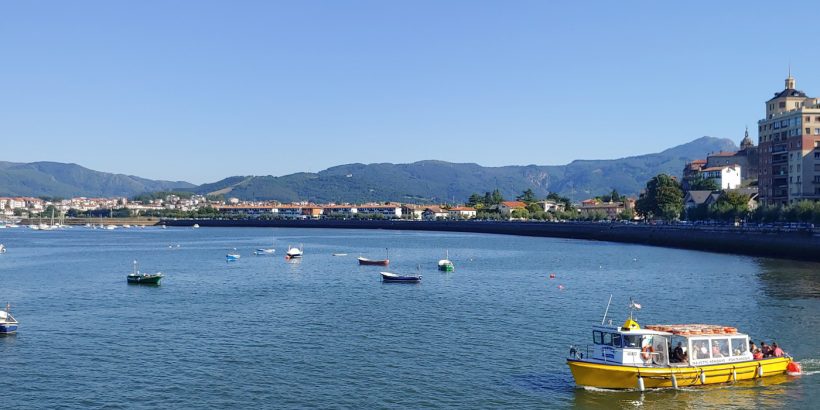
[0,161,195,198]
[198,136,738,202]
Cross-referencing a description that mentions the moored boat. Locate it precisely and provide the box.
[380,268,421,283]
[0,244,6,254]
[359,248,389,266]
[254,248,275,255]
[0,303,18,334]
[566,298,799,390]
[127,260,164,285]
[226,253,241,261]
[285,244,303,259]
[437,250,454,272]
[358,257,389,266]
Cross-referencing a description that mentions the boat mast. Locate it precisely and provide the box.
[133,260,138,275]
[601,294,613,325]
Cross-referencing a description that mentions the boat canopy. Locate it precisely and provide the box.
[644,324,739,336]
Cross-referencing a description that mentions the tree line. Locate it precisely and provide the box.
[636,173,820,224]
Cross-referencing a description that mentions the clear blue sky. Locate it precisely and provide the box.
[2,1,817,184]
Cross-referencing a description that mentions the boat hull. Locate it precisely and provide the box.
[0,324,18,334]
[127,275,163,285]
[567,357,792,389]
[358,258,389,266]
[437,263,454,272]
[380,272,421,283]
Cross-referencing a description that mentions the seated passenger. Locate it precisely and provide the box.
[753,348,763,360]
[672,342,686,363]
[761,342,772,358]
[749,341,757,353]
[711,342,723,358]
[697,342,709,359]
[772,342,784,357]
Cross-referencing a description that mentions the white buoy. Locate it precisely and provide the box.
[757,364,764,378]
[732,368,737,382]
[700,371,706,384]
[637,376,645,392]
[671,374,678,389]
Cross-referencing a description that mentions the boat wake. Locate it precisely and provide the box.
[793,358,820,376]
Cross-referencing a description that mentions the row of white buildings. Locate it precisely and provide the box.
[0,194,210,217]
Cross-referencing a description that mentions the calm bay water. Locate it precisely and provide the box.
[1,227,818,409]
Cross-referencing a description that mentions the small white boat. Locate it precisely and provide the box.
[226,253,241,261]
[192,224,200,229]
[285,244,303,259]
[332,253,348,257]
[0,303,19,334]
[105,225,117,230]
[0,244,6,254]
[254,248,276,255]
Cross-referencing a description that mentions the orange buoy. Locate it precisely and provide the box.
[549,273,556,279]
[786,362,802,374]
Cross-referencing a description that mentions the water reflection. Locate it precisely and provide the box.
[756,259,820,299]
[572,375,797,409]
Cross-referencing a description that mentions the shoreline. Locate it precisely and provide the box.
[161,219,820,262]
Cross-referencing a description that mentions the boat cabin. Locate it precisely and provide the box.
[580,319,753,367]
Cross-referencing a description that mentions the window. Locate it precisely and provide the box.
[602,332,613,346]
[808,128,812,135]
[692,339,710,359]
[816,116,820,122]
[712,338,730,358]
[779,101,786,108]
[815,128,820,135]
[593,330,603,344]
[613,333,622,348]
[623,335,640,348]
[807,116,812,123]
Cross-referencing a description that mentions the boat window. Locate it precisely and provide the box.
[692,339,710,359]
[593,330,603,345]
[731,338,748,356]
[711,338,730,358]
[613,333,622,348]
[623,335,640,348]
[602,332,613,346]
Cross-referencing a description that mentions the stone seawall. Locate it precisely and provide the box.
[163,219,820,262]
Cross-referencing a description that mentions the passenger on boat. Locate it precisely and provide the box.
[711,342,724,358]
[753,348,764,360]
[695,341,709,359]
[672,342,687,363]
[749,341,758,353]
[761,341,772,358]
[772,342,784,357]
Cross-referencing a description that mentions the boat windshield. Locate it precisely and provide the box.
[623,334,640,348]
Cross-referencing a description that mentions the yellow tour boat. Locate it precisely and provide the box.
[566,299,801,391]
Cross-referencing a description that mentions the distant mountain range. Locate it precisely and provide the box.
[0,161,195,198]
[0,136,738,202]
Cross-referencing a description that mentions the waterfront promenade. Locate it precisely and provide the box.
[161,219,820,262]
